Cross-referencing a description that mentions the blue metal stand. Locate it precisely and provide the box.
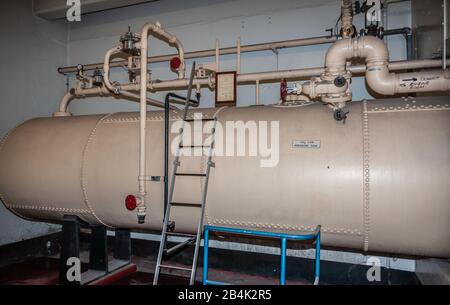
[202,225,321,285]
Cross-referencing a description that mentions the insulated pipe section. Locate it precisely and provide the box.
[325,36,450,96]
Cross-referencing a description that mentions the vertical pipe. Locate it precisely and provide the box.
[215,39,220,72]
[139,31,149,219]
[341,0,354,38]
[164,94,170,217]
[237,36,241,74]
[314,232,321,285]
[255,80,260,105]
[280,237,287,285]
[203,228,210,285]
[406,33,414,61]
[444,0,448,69]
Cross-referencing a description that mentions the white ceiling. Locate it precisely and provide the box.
[33,0,159,20]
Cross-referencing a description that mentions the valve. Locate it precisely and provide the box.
[76,64,84,78]
[334,76,347,88]
[170,56,182,72]
[125,194,146,224]
[92,69,103,87]
[137,204,146,224]
[125,195,137,211]
[137,213,146,224]
[120,26,140,56]
[333,108,349,123]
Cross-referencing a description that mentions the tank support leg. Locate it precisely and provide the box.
[114,229,131,262]
[89,225,108,272]
[59,215,81,285]
[58,216,134,285]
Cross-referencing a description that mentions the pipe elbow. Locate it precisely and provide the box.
[366,66,395,95]
[54,92,75,116]
[325,38,353,73]
[357,36,389,64]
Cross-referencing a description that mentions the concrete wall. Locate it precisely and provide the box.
[0,0,67,246]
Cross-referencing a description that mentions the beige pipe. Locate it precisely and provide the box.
[54,86,168,117]
[103,46,167,108]
[57,36,338,74]
[137,22,186,219]
[146,59,450,91]
[55,58,450,116]
[104,46,144,103]
[255,80,260,105]
[325,36,450,95]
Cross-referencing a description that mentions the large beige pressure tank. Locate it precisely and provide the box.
[0,96,449,258]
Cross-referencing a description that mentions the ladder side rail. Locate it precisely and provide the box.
[153,62,197,285]
[189,120,217,284]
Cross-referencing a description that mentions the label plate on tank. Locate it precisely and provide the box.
[292,140,321,149]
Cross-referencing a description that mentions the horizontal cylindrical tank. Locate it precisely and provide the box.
[0,96,449,258]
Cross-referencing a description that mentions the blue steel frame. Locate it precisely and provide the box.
[202,225,321,285]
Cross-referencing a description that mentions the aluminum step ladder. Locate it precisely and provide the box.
[153,62,216,285]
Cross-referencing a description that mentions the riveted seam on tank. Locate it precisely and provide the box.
[80,113,117,227]
[1,199,46,223]
[0,121,35,221]
[362,101,371,252]
[6,204,91,214]
[207,218,362,236]
[367,101,450,113]
[0,119,33,157]
[100,112,214,124]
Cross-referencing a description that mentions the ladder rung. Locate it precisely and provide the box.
[165,232,197,238]
[176,173,207,177]
[171,202,202,208]
[184,118,215,122]
[159,264,192,272]
[179,145,211,148]
[164,238,195,257]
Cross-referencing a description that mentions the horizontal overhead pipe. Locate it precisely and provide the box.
[146,59,450,91]
[57,58,450,111]
[57,36,338,74]
[53,85,169,117]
